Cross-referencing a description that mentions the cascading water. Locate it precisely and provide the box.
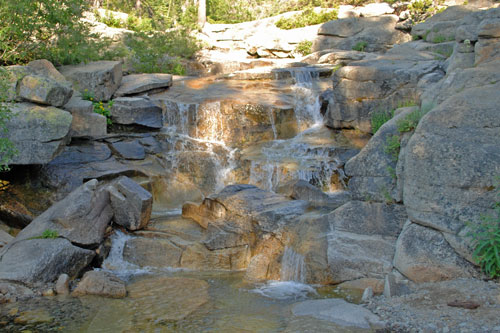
[101,231,150,280]
[280,246,306,283]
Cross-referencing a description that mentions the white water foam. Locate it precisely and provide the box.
[100,231,151,280]
[251,281,317,300]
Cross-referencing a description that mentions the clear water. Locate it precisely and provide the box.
[1,271,367,332]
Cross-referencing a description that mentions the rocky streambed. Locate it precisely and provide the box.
[1,3,500,332]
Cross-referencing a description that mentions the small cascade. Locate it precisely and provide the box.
[280,246,306,283]
[101,231,150,280]
[288,68,323,130]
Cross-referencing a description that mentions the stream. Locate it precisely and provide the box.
[1,65,370,332]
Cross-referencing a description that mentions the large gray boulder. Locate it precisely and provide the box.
[325,48,442,132]
[114,73,173,97]
[18,75,73,107]
[13,179,113,247]
[59,61,122,101]
[110,97,163,129]
[403,82,500,235]
[344,106,418,202]
[412,6,475,42]
[0,238,94,285]
[314,15,410,53]
[394,222,475,282]
[5,103,72,165]
[327,201,407,283]
[109,176,152,231]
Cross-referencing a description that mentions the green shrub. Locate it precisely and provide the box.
[28,228,59,240]
[97,10,126,28]
[126,15,154,32]
[295,40,313,56]
[352,41,368,52]
[396,107,428,133]
[41,229,59,239]
[207,0,255,23]
[275,8,338,30]
[93,101,114,125]
[124,31,199,74]
[384,134,401,162]
[0,69,17,171]
[0,0,118,66]
[371,109,394,134]
[408,0,440,23]
[466,180,500,278]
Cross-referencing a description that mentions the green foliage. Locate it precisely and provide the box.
[432,35,447,43]
[384,134,401,162]
[41,229,59,239]
[96,10,126,28]
[0,69,17,171]
[466,180,500,278]
[371,109,394,134]
[275,8,338,30]
[408,0,442,23]
[295,41,313,56]
[126,15,154,32]
[102,0,198,30]
[352,41,368,52]
[381,186,395,204]
[124,31,199,74]
[207,0,255,24]
[0,0,118,66]
[396,108,428,133]
[386,166,397,180]
[93,101,114,125]
[29,228,59,240]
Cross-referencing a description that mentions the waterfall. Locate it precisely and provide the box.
[288,68,323,129]
[101,231,150,280]
[280,246,306,283]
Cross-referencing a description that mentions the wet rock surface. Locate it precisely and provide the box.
[71,271,126,298]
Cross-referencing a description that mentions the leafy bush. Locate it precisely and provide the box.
[408,0,442,23]
[466,180,500,278]
[275,8,338,30]
[396,107,428,133]
[124,31,199,74]
[94,101,114,125]
[0,69,17,171]
[0,0,118,66]
[41,229,59,239]
[384,134,401,162]
[352,41,368,52]
[96,10,126,28]
[207,0,255,23]
[371,109,394,134]
[295,41,313,56]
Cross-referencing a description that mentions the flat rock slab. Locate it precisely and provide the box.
[72,271,126,298]
[292,298,383,329]
[110,140,146,160]
[5,103,72,165]
[0,238,94,285]
[114,73,173,97]
[59,61,122,101]
[110,97,163,129]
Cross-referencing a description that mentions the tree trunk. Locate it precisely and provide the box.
[135,0,141,11]
[198,0,206,28]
